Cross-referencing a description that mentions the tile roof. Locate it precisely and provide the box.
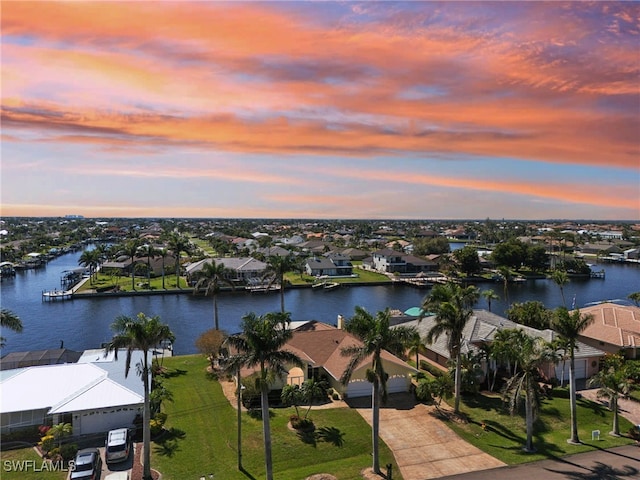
[575,303,640,348]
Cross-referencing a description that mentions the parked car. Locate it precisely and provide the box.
[105,427,132,463]
[70,448,102,480]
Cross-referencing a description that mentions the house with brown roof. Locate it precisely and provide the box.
[576,303,640,359]
[236,321,417,399]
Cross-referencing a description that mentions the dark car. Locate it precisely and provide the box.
[70,448,102,480]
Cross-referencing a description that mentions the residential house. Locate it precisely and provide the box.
[236,321,416,399]
[0,349,147,436]
[185,257,268,284]
[368,249,438,275]
[399,310,604,382]
[576,303,640,359]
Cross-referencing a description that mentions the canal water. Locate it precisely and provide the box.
[1,247,638,356]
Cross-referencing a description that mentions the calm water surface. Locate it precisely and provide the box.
[1,248,638,355]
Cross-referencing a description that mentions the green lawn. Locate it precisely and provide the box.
[445,391,636,465]
[286,266,390,286]
[0,447,67,480]
[76,272,189,293]
[153,355,401,480]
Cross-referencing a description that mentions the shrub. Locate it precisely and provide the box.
[289,415,314,431]
[39,434,55,454]
[420,360,445,377]
[59,443,78,461]
[332,392,340,401]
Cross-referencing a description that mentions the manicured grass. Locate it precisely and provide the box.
[444,391,636,465]
[76,273,189,293]
[0,447,67,480]
[153,355,401,480]
[286,267,390,286]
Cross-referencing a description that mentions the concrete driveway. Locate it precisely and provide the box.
[349,393,505,480]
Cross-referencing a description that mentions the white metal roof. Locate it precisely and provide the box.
[0,350,145,415]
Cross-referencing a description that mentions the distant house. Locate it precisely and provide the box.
[368,249,438,275]
[185,257,268,284]
[399,310,604,381]
[305,253,353,277]
[578,243,623,255]
[235,321,416,399]
[0,349,147,436]
[576,303,640,359]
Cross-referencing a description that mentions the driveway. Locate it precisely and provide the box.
[349,393,505,480]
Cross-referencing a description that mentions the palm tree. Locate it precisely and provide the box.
[503,333,555,453]
[407,330,425,369]
[49,422,72,448]
[552,306,594,444]
[1,309,23,348]
[138,244,159,285]
[167,232,191,288]
[628,291,640,307]
[341,307,416,474]
[587,353,632,436]
[497,266,512,305]
[225,311,303,480]
[105,313,175,480]
[481,289,499,312]
[262,254,297,313]
[551,269,569,307]
[421,282,479,413]
[157,248,169,289]
[194,260,235,330]
[78,248,100,284]
[120,239,141,290]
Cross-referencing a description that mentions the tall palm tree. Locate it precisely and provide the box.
[78,248,100,284]
[552,306,594,444]
[421,282,479,413]
[120,239,141,291]
[157,248,169,290]
[503,333,555,453]
[138,244,159,285]
[407,330,425,369]
[497,266,512,305]
[167,232,191,288]
[551,269,569,307]
[588,353,632,436]
[225,312,303,480]
[262,254,297,313]
[1,309,23,348]
[105,313,175,480]
[481,289,499,312]
[341,307,416,474]
[194,260,235,330]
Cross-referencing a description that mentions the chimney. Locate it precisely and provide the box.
[337,314,344,329]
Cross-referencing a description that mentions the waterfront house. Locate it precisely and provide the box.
[576,303,640,359]
[399,310,604,382]
[0,349,146,436]
[305,253,353,277]
[235,321,416,399]
[368,249,438,275]
[185,257,268,285]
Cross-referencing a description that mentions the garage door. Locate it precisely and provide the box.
[554,360,587,381]
[76,409,139,435]
[346,376,408,398]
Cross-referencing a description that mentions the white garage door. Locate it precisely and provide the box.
[77,409,138,435]
[346,376,408,398]
[554,360,587,381]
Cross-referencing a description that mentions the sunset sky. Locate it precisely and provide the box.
[1,1,639,220]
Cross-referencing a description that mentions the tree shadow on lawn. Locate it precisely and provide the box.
[153,427,186,457]
[159,368,188,379]
[462,393,506,414]
[577,397,608,418]
[295,425,346,448]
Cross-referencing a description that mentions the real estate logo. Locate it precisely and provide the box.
[2,459,72,472]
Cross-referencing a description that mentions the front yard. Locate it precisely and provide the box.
[152,355,400,480]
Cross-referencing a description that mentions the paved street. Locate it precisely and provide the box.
[438,445,640,480]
